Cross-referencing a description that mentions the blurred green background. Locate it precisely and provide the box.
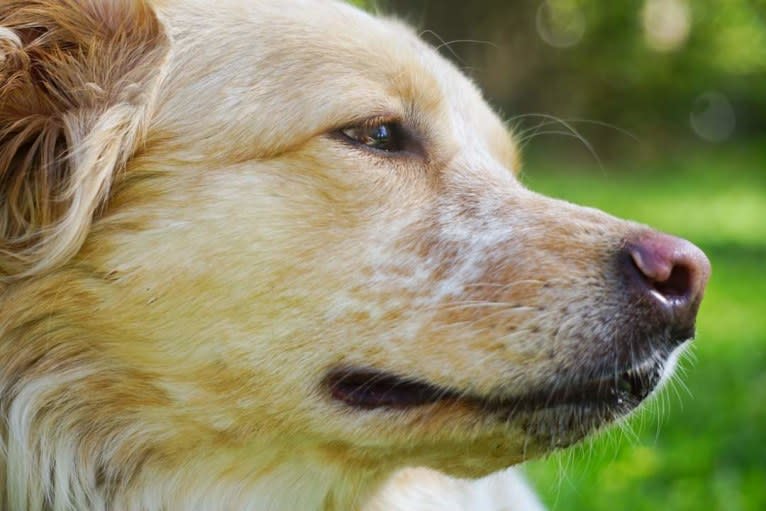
[360,0,766,509]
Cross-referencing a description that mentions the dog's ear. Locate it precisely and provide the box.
[0,0,168,279]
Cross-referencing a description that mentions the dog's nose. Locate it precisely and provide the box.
[622,231,711,330]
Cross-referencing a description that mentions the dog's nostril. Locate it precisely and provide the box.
[624,231,711,311]
[653,264,692,301]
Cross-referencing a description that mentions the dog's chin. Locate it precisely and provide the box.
[325,343,688,450]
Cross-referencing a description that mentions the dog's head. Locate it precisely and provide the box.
[1,0,709,486]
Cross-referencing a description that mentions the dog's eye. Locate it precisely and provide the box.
[340,121,405,152]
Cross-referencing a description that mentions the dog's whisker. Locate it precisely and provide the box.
[434,38,500,53]
[507,112,604,169]
[418,29,466,65]
[510,114,640,144]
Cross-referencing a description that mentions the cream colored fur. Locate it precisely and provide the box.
[0,1,692,510]
[368,468,546,511]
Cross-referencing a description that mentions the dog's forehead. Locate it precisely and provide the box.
[155,0,516,168]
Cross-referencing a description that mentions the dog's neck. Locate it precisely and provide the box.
[0,377,387,511]
[0,281,387,511]
[0,429,386,511]
[115,450,386,511]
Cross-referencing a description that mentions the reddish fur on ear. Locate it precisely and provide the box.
[0,0,168,280]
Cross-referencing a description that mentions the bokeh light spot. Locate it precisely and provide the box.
[536,0,586,49]
[642,0,691,52]
[690,91,736,143]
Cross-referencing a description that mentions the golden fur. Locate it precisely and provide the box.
[0,1,708,510]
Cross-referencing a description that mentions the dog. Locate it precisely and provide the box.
[0,0,711,510]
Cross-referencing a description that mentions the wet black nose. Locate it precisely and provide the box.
[621,231,711,337]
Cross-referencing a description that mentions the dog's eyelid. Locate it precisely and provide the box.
[335,117,426,159]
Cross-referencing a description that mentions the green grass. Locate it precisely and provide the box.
[520,141,766,511]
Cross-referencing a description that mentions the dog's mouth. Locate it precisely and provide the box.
[325,358,664,417]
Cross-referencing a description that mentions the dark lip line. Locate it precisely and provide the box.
[324,357,665,414]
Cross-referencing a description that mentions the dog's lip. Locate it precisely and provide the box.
[325,359,664,414]
[326,369,449,410]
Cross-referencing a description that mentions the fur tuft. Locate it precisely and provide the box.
[0,0,168,280]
